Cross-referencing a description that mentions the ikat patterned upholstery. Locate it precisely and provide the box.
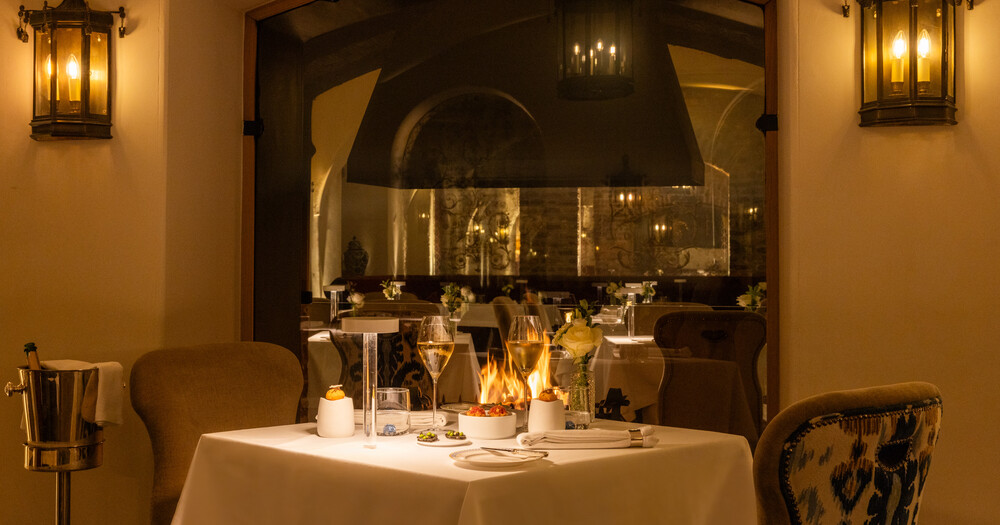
[753,382,942,525]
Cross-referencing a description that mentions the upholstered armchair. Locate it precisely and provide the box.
[131,342,303,525]
[753,382,942,525]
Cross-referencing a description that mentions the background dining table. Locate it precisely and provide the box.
[554,336,759,448]
[171,420,755,525]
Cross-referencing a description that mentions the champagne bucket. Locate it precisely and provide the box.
[5,367,103,471]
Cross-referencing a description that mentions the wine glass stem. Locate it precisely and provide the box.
[431,378,438,430]
[520,371,531,425]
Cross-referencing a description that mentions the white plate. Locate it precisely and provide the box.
[450,449,546,467]
[417,435,471,447]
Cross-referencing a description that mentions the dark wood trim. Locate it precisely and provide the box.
[241,14,257,341]
[761,0,780,416]
[242,1,313,340]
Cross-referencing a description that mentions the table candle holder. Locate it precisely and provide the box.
[341,317,399,448]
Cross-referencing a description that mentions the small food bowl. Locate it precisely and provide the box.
[528,398,565,432]
[317,396,355,438]
[459,413,516,439]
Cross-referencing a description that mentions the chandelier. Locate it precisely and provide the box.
[557,0,634,100]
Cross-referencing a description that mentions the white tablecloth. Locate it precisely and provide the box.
[172,421,754,525]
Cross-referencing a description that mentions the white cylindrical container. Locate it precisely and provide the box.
[528,399,565,432]
[317,397,355,438]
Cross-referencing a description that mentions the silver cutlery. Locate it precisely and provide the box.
[480,447,548,458]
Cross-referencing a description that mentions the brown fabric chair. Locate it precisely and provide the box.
[131,342,303,525]
[652,310,766,434]
[630,302,712,336]
[753,382,942,525]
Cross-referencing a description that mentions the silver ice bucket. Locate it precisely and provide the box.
[5,367,104,471]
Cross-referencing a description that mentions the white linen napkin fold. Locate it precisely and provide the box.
[516,426,658,449]
[353,409,447,428]
[42,360,125,426]
[18,360,124,428]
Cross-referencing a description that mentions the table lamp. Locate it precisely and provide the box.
[341,317,399,448]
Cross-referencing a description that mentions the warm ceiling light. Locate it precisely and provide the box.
[16,0,126,140]
[857,0,968,126]
[557,0,634,100]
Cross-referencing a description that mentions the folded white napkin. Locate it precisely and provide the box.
[353,409,447,428]
[516,426,658,449]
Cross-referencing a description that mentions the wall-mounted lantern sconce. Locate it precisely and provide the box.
[856,0,970,127]
[16,0,126,140]
[557,0,634,100]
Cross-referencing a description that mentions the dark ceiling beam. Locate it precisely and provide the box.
[649,3,764,67]
[299,0,763,99]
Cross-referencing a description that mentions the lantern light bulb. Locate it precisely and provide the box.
[917,29,931,58]
[596,40,603,51]
[892,31,906,60]
[45,54,52,76]
[573,43,580,55]
[609,44,616,55]
[66,54,80,80]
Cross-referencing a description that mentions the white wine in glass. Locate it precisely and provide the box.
[507,315,544,425]
[416,315,455,431]
[507,340,545,378]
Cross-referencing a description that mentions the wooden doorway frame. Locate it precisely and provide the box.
[240,0,780,413]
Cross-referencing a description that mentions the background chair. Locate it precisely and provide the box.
[753,382,942,525]
[653,310,766,434]
[131,342,303,525]
[630,302,712,336]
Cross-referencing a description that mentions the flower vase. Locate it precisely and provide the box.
[567,367,595,428]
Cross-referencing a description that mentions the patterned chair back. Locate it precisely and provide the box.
[753,382,942,525]
[653,310,766,433]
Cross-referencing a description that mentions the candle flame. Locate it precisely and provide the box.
[892,30,907,60]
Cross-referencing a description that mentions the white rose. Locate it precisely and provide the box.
[736,293,750,308]
[557,319,603,360]
[460,286,475,303]
[349,292,365,306]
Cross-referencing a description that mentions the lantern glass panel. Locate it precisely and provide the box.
[880,0,909,99]
[54,27,84,115]
[89,31,109,116]
[34,31,51,117]
[862,4,878,104]
[946,1,955,98]
[915,0,942,97]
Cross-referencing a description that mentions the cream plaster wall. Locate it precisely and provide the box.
[0,0,252,522]
[780,1,1000,522]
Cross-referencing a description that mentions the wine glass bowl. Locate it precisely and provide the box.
[506,315,544,424]
[416,315,455,431]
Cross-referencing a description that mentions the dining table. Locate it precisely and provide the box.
[171,419,755,525]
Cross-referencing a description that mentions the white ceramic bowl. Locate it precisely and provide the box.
[459,413,516,439]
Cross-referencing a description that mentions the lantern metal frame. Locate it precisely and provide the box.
[16,0,126,140]
[856,0,966,126]
[557,0,634,101]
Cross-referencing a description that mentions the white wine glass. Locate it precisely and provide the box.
[506,315,544,426]
[416,315,455,431]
